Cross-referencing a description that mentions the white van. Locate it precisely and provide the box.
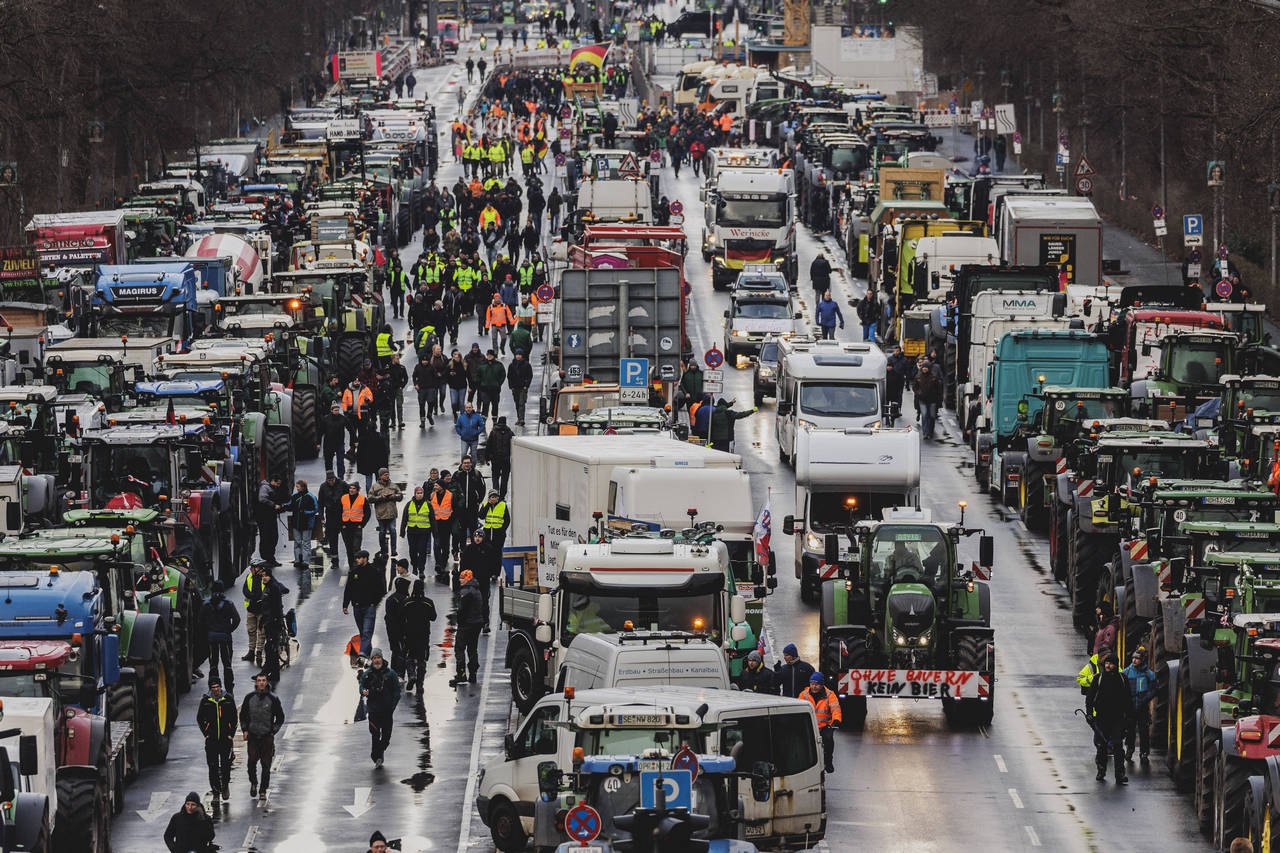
[554,632,733,692]
[476,687,824,852]
[775,337,888,464]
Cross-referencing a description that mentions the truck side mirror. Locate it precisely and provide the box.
[824,534,840,566]
[782,515,795,535]
[723,309,730,318]
[537,761,561,798]
[0,750,14,803]
[979,535,994,568]
[777,402,792,416]
[18,734,37,774]
[536,593,553,624]
[535,624,552,644]
[101,633,120,686]
[751,761,774,802]
[731,624,748,642]
[730,595,747,624]
[504,733,516,759]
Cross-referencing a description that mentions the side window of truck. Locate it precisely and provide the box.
[517,706,559,758]
[721,712,818,776]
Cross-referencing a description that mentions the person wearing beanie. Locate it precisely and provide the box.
[1087,651,1132,783]
[200,578,241,691]
[196,676,238,802]
[384,575,411,674]
[359,649,401,767]
[776,643,816,698]
[1122,646,1157,763]
[368,831,389,853]
[452,567,486,687]
[1092,600,1119,655]
[401,579,438,694]
[736,648,779,694]
[803,672,842,773]
[163,790,215,852]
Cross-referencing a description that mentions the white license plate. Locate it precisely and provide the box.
[566,847,603,853]
[839,552,854,562]
[744,824,767,837]
[615,714,666,725]
[638,760,663,772]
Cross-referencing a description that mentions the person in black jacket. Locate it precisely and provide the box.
[343,550,385,661]
[317,471,347,566]
[384,576,410,674]
[163,792,215,852]
[809,253,831,301]
[239,673,285,800]
[1086,651,1131,784]
[387,352,410,430]
[321,402,355,478]
[775,643,816,698]
[401,579,437,693]
[200,581,241,692]
[486,417,515,497]
[451,569,486,686]
[460,530,500,628]
[450,456,487,548]
[358,649,402,767]
[506,351,533,426]
[196,677,238,801]
[736,650,779,694]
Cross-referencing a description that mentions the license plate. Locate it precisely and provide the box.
[1203,496,1235,505]
[839,552,854,562]
[566,847,603,853]
[615,714,665,725]
[638,760,663,772]
[744,825,767,837]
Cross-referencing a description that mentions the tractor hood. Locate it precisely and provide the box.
[886,585,935,638]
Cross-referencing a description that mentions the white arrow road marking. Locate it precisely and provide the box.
[344,786,374,818]
[135,791,171,822]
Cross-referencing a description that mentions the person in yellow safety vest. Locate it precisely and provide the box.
[479,204,501,231]
[536,38,547,48]
[561,73,573,91]
[455,264,474,293]
[241,560,267,664]
[1077,648,1109,705]
[374,323,398,367]
[517,259,535,292]
[501,137,515,169]
[483,176,503,193]
[415,325,438,356]
[803,673,842,773]
[398,485,434,577]
[428,481,453,579]
[482,489,509,549]
[487,142,505,177]
[520,144,535,178]
[342,380,375,421]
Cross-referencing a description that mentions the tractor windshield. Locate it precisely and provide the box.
[1168,341,1230,386]
[1115,449,1198,481]
[59,363,115,396]
[90,445,173,507]
[1238,385,1280,413]
[868,525,950,588]
[578,728,705,759]
[1047,395,1123,430]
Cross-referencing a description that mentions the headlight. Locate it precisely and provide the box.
[707,234,716,245]
[893,628,906,646]
[798,419,816,429]
[732,329,749,337]
[917,629,932,647]
[758,366,775,378]
[805,531,823,552]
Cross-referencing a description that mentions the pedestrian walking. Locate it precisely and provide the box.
[460,529,499,625]
[201,581,241,691]
[429,478,454,580]
[476,348,506,419]
[1093,601,1119,655]
[1086,651,1131,784]
[401,579,437,693]
[406,72,417,97]
[506,350,532,425]
[451,569,486,686]
[736,650,779,693]
[465,57,475,83]
[286,479,319,569]
[387,353,409,429]
[317,470,347,567]
[340,482,372,571]
[775,643,816,698]
[486,417,515,496]
[241,558,268,667]
[1122,647,1157,764]
[814,291,844,340]
[803,673,841,773]
[809,253,832,302]
[356,419,389,492]
[708,397,757,453]
[676,359,703,410]
[446,349,470,420]
[885,345,913,423]
[359,649,402,766]
[455,402,486,458]
[343,550,385,661]
[912,355,942,440]
[321,402,354,478]
[163,792,215,852]
[485,294,516,355]
[256,565,289,687]
[239,673,285,800]
[196,677,237,802]
[369,468,404,557]
[256,474,285,565]
[400,485,434,576]
[481,488,510,551]
[414,346,446,427]
[384,577,411,674]
[855,291,879,341]
[368,831,390,853]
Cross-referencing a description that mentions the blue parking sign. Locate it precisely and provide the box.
[640,770,692,810]
[620,357,649,388]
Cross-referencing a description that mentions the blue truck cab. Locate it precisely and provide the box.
[133,254,234,297]
[89,263,217,345]
[974,329,1111,505]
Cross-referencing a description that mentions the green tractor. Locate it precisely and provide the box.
[818,506,995,728]
[273,261,384,382]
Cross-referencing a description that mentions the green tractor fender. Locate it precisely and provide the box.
[262,387,293,429]
[951,578,991,624]
[122,610,164,663]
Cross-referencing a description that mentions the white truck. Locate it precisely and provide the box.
[0,697,58,849]
[574,179,652,231]
[500,537,751,713]
[475,686,825,852]
[703,168,797,288]
[997,195,1104,313]
[775,337,887,465]
[782,426,922,602]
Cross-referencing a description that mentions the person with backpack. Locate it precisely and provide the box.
[384,576,411,675]
[486,417,515,497]
[912,355,943,439]
[201,581,242,691]
[401,579,437,693]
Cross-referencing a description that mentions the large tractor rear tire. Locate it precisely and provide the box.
[1244,772,1268,853]
[1119,574,1146,664]
[293,385,319,460]
[1070,528,1114,631]
[1019,460,1048,533]
[1168,656,1197,792]
[1049,501,1068,582]
[264,427,295,484]
[1195,711,1217,829]
[838,643,870,730]
[1149,611,1170,752]
[137,630,177,766]
[53,772,108,853]
[947,636,995,727]
[334,336,367,381]
[1215,747,1261,850]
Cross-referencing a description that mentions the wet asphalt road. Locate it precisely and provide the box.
[109,23,1214,853]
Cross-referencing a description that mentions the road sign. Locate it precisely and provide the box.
[565,803,602,842]
[618,152,642,179]
[659,364,676,380]
[1154,217,1167,237]
[566,333,583,349]
[560,105,572,120]
[1189,248,1202,263]
[619,387,648,403]
[620,357,649,388]
[641,770,693,810]
[670,200,684,216]
[559,127,571,139]
[1012,131,1022,155]
[671,746,701,781]
[1075,176,1093,195]
[1074,155,1096,178]
[1217,279,1234,299]
[704,346,724,369]
[1184,214,1204,247]
[537,299,554,320]
[649,150,662,164]
[1152,204,1165,220]
[703,368,723,394]
[555,153,566,167]
[536,283,556,302]
[1186,263,1201,280]
[1219,243,1230,260]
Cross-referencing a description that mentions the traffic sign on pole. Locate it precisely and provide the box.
[703,369,723,394]
[1074,155,1096,178]
[536,283,556,302]
[640,770,693,811]
[670,200,684,216]
[565,804,602,842]
[1075,176,1093,196]
[671,746,701,781]
[1184,214,1204,247]
[649,150,662,164]
[619,358,649,388]
[703,347,724,369]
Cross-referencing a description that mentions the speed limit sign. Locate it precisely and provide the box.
[1075,176,1094,195]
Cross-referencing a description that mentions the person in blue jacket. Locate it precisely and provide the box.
[814,290,844,340]
[454,401,486,458]
[286,479,319,569]
[1122,646,1157,763]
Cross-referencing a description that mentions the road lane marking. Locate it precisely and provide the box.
[456,611,499,853]
[1025,826,1041,846]
[243,825,260,848]
[994,754,1007,773]
[1008,788,1024,809]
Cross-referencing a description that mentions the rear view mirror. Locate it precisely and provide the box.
[731,624,748,642]
[730,595,747,624]
[504,733,515,758]
[536,593,553,623]
[751,761,774,802]
[782,515,795,535]
[537,761,561,799]
[535,624,552,644]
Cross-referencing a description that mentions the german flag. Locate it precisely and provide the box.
[569,43,609,70]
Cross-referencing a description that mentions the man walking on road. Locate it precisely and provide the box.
[809,253,831,302]
[1087,651,1131,784]
[429,479,454,581]
[369,468,404,557]
[400,485,434,577]
[401,580,437,693]
[487,417,515,496]
[455,402,486,458]
[241,558,267,667]
[343,550,385,661]
[451,455,487,547]
[239,673,285,800]
[1122,647,1157,764]
[318,470,347,566]
[814,291,844,340]
[201,581,241,691]
[340,482,371,570]
[506,350,532,425]
[256,474,285,565]
[776,643,816,698]
[803,673,841,773]
[197,677,237,802]
[451,569,486,686]
[359,649,402,767]
[708,397,757,453]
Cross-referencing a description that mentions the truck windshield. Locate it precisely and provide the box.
[61,363,114,396]
[798,382,879,417]
[829,146,867,174]
[1046,395,1123,427]
[717,198,786,229]
[94,314,176,339]
[579,728,705,758]
[1168,342,1230,386]
[89,445,172,506]
[734,302,791,320]
[555,389,621,423]
[563,590,719,637]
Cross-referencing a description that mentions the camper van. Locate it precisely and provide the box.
[775,337,888,464]
[554,632,732,691]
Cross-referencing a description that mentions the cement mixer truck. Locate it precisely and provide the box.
[782,426,922,603]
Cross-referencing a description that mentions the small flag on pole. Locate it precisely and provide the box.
[569,43,610,70]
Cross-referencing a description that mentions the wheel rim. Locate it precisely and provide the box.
[1176,683,1184,762]
[156,666,169,733]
